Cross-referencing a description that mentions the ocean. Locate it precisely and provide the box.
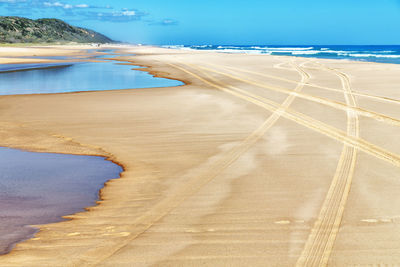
[162,45,400,64]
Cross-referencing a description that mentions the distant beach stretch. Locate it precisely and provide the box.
[0,45,399,266]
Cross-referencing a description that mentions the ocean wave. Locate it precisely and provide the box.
[214,49,269,55]
[270,50,335,55]
[348,53,400,58]
[162,45,185,49]
[161,45,400,63]
[217,45,243,49]
[191,45,213,48]
[291,50,324,55]
[252,46,314,51]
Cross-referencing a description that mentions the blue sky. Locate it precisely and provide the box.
[1,0,400,45]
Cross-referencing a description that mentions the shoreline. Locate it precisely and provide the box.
[0,46,182,257]
[0,45,399,265]
[159,44,400,66]
[0,47,183,96]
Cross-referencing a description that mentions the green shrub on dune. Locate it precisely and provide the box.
[0,16,114,44]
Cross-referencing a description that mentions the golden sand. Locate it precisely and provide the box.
[0,45,399,266]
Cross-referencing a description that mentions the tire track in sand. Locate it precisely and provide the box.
[179,63,400,168]
[174,62,400,266]
[296,62,359,266]
[73,59,309,266]
[197,63,400,128]
[207,61,400,106]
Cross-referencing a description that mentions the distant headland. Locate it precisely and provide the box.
[0,16,114,44]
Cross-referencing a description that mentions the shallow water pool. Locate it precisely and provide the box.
[0,58,182,95]
[0,147,122,254]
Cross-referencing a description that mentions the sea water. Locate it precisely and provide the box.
[163,44,400,64]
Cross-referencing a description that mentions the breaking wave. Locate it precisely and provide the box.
[162,45,400,64]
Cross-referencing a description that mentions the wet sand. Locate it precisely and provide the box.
[0,45,399,266]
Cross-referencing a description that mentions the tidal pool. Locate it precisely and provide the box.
[0,51,176,254]
[0,147,123,254]
[0,58,182,95]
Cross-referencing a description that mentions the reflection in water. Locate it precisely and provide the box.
[0,52,175,254]
[0,63,74,73]
[0,60,182,95]
[0,147,123,255]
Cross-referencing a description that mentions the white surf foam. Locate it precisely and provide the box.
[349,53,400,58]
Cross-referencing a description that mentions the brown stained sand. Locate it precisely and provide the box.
[0,46,399,266]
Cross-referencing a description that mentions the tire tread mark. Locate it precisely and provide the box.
[211,61,400,106]
[73,60,308,266]
[180,63,400,168]
[196,64,400,128]
[296,63,359,266]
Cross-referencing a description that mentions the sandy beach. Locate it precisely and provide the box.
[0,45,399,266]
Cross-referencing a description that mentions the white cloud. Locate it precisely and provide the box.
[91,8,146,22]
[43,2,62,7]
[75,4,88,8]
[121,10,135,16]
[43,1,89,9]
[0,1,177,26]
[162,19,175,25]
[149,18,179,26]
[0,0,26,2]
